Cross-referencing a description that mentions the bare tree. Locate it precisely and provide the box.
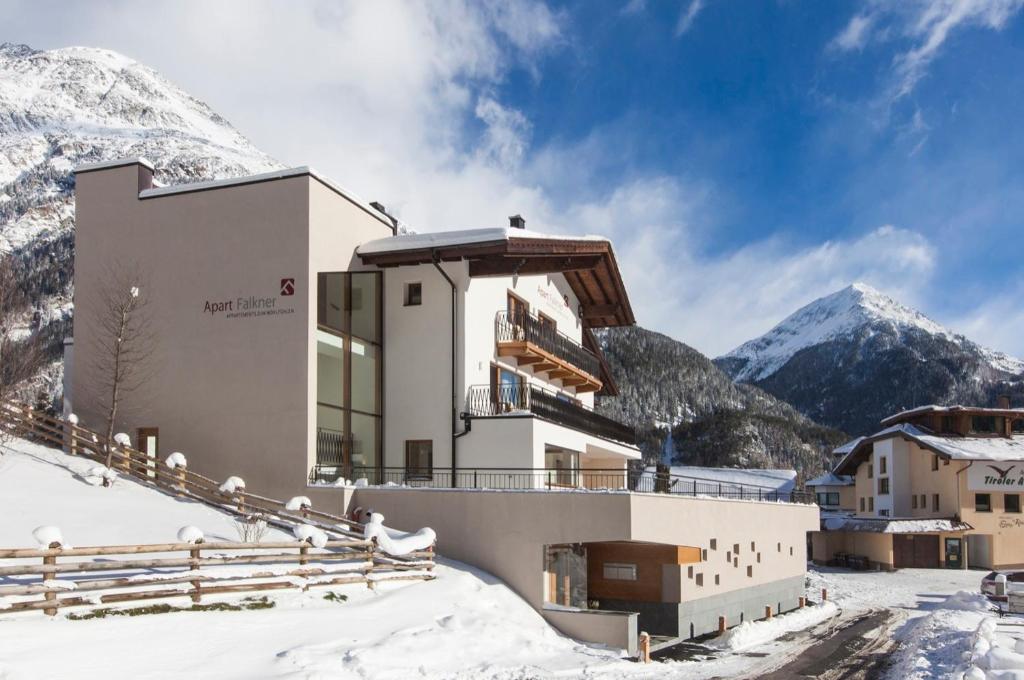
[89,263,156,468]
[0,254,45,445]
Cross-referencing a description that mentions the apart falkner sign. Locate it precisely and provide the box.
[967,462,1024,491]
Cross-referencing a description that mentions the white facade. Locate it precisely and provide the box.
[380,257,639,481]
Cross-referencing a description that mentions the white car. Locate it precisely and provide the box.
[981,570,1024,600]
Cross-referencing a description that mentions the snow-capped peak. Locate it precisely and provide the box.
[719,282,1024,382]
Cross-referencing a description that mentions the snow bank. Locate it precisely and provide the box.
[32,525,64,548]
[293,524,328,549]
[219,476,245,494]
[164,452,187,469]
[285,496,311,511]
[363,513,436,556]
[85,465,118,487]
[709,601,838,651]
[67,413,78,425]
[961,616,1024,679]
[177,526,204,544]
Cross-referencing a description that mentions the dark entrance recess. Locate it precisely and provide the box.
[893,534,939,569]
[944,537,963,569]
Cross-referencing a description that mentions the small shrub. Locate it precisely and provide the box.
[323,591,348,604]
[233,513,269,543]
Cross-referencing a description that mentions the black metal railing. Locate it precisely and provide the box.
[465,383,636,445]
[306,465,815,504]
[316,427,346,467]
[495,310,601,379]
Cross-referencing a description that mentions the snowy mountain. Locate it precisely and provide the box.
[596,326,846,479]
[0,43,281,401]
[715,283,1024,435]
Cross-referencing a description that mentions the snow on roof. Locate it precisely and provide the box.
[881,404,1024,426]
[73,157,155,173]
[805,472,854,487]
[664,466,797,492]
[822,516,973,534]
[357,227,608,256]
[73,158,394,229]
[833,437,864,456]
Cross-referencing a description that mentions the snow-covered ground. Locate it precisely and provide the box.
[2,436,1019,678]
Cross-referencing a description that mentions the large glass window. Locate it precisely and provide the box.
[315,272,382,481]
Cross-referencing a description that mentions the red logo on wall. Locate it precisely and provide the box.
[280,278,295,296]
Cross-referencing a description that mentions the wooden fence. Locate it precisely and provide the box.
[0,539,435,616]
[0,401,436,616]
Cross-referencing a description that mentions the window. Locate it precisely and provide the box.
[879,456,887,474]
[878,478,890,495]
[710,539,717,551]
[912,495,918,509]
[490,365,525,412]
[976,493,992,512]
[701,549,708,560]
[405,441,432,480]
[602,562,637,581]
[868,497,874,512]
[1006,494,1022,513]
[817,492,840,506]
[507,291,529,324]
[921,494,927,508]
[932,455,939,471]
[696,573,703,586]
[879,509,890,517]
[868,463,873,479]
[971,416,999,434]
[537,311,556,337]
[316,272,382,480]
[933,494,940,512]
[941,416,957,434]
[733,543,740,554]
[860,497,865,512]
[747,565,753,577]
[715,574,720,585]
[687,566,694,578]
[403,282,422,306]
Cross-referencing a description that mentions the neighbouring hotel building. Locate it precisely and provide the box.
[67,158,818,653]
[810,402,1024,571]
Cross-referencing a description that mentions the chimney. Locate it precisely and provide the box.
[509,214,526,230]
[998,394,1011,409]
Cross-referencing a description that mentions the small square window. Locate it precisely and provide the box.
[912,495,918,509]
[714,574,720,585]
[733,557,738,568]
[747,565,753,577]
[878,478,890,495]
[859,497,865,512]
[733,543,740,554]
[931,456,939,471]
[726,551,731,562]
[920,494,927,508]
[710,539,717,551]
[879,509,890,517]
[687,566,694,578]
[696,573,704,587]
[750,541,756,552]
[1007,494,1022,514]
[868,497,874,512]
[777,542,781,552]
[932,494,939,512]
[868,463,873,479]
[756,552,761,563]
[701,549,707,560]
[789,546,794,556]
[404,282,422,306]
[976,493,992,512]
[879,456,887,474]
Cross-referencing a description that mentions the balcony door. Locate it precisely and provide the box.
[490,364,525,413]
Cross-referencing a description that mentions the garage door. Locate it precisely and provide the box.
[893,535,939,568]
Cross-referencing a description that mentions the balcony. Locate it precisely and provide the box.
[495,311,603,392]
[465,383,635,446]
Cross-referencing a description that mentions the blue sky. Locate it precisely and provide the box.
[6,0,1024,356]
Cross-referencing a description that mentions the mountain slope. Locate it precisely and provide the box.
[0,43,281,401]
[596,326,846,479]
[716,283,1024,435]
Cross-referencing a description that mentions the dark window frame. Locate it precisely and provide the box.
[976,493,992,513]
[404,282,422,307]
[404,440,433,480]
[878,477,890,495]
[1006,493,1022,514]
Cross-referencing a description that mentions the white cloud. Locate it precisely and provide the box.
[831,1,1024,99]
[620,0,647,16]
[474,96,531,170]
[951,284,1024,358]
[830,13,875,51]
[675,0,706,37]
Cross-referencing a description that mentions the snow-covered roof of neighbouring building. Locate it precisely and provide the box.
[835,423,1024,475]
[356,227,608,256]
[821,517,973,534]
[880,404,1024,427]
[805,472,854,487]
[833,437,864,456]
[659,466,797,493]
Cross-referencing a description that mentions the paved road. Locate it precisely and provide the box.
[755,610,898,680]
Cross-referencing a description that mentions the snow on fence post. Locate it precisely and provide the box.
[638,632,651,663]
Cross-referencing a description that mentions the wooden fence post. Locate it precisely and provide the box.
[638,632,651,663]
[41,542,59,616]
[190,546,201,604]
[765,605,773,619]
[176,466,187,498]
[23,405,32,439]
[799,596,806,608]
[299,544,309,567]
[821,588,828,602]
[236,490,246,514]
[718,615,727,633]
[366,539,377,590]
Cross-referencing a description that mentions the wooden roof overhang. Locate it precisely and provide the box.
[358,236,636,328]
